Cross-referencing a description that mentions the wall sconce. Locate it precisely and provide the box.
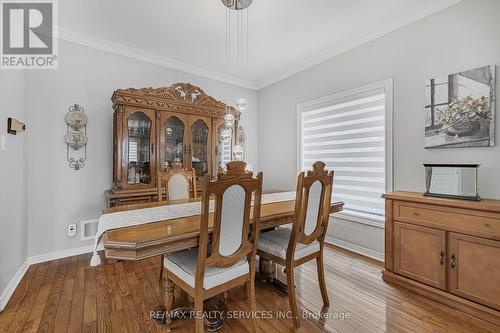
[65,104,87,170]
[7,118,25,135]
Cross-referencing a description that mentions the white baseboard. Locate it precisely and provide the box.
[325,236,384,262]
[0,260,30,312]
[0,244,100,312]
[27,244,95,266]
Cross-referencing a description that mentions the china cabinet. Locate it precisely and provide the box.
[107,83,239,207]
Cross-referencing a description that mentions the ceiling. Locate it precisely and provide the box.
[59,0,462,89]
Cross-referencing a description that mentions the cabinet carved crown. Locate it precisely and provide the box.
[112,82,240,120]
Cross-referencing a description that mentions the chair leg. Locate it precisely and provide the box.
[164,278,175,332]
[286,264,300,328]
[159,254,164,282]
[317,255,330,307]
[247,279,257,333]
[194,297,204,333]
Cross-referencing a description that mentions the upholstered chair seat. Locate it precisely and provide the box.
[164,248,249,289]
[258,228,320,260]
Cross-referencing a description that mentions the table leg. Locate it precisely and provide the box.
[164,279,175,332]
[152,287,225,331]
[257,257,276,283]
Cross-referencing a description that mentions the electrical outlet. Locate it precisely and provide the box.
[67,223,77,237]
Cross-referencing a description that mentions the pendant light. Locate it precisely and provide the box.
[222,0,252,162]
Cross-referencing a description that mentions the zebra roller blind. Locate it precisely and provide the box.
[299,87,388,217]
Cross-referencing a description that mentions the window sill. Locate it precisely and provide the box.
[330,210,385,228]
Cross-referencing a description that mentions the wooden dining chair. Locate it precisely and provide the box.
[257,161,333,328]
[157,160,197,202]
[158,161,198,281]
[163,161,263,333]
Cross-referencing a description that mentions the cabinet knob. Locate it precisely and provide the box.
[439,250,445,266]
[450,253,456,270]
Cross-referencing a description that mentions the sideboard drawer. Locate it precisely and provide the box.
[394,201,500,239]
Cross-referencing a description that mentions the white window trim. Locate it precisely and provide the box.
[297,79,394,225]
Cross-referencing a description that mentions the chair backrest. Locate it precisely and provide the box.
[195,161,263,289]
[158,161,197,201]
[287,161,334,258]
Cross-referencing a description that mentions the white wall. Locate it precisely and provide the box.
[25,40,258,257]
[0,71,28,301]
[258,0,500,258]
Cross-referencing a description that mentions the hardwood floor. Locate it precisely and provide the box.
[1,245,498,333]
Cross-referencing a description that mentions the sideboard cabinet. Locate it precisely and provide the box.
[383,192,500,326]
[107,83,239,207]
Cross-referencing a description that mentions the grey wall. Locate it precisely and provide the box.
[25,40,258,257]
[258,0,500,199]
[0,71,28,296]
[257,0,500,259]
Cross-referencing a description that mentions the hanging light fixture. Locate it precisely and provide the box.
[236,97,247,112]
[220,128,232,142]
[224,112,235,126]
[233,145,244,161]
[222,0,251,163]
[221,0,253,10]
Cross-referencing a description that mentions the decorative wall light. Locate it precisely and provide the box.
[65,104,87,170]
[7,117,26,135]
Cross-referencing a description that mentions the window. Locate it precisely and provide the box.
[297,80,393,222]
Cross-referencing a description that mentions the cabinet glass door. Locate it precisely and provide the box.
[127,111,152,185]
[163,116,185,169]
[190,118,210,181]
[217,123,233,172]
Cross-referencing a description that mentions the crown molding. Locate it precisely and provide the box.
[56,0,462,92]
[256,0,463,89]
[57,28,258,90]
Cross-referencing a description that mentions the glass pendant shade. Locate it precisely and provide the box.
[224,113,235,126]
[236,98,247,111]
[220,128,232,142]
[233,145,244,161]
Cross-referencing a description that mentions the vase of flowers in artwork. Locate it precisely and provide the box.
[437,96,491,137]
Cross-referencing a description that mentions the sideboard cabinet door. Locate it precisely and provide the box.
[447,233,500,310]
[393,222,446,290]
